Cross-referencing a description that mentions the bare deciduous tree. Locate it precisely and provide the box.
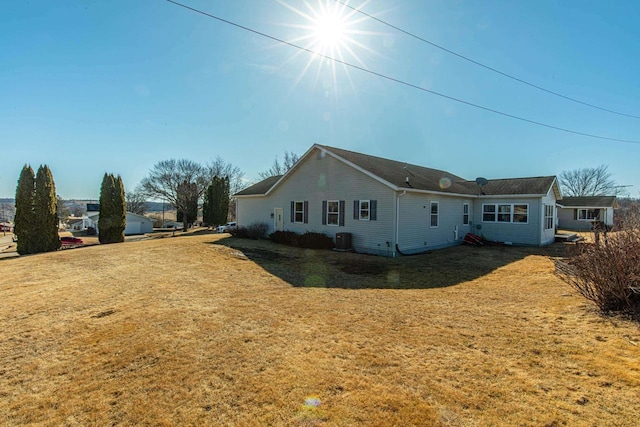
[558,165,621,197]
[258,151,300,179]
[125,187,148,215]
[140,159,210,231]
[207,156,245,196]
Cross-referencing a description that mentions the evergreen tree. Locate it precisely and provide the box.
[33,165,61,253]
[14,165,36,255]
[114,175,126,240]
[211,176,230,226]
[98,173,126,244]
[202,182,215,226]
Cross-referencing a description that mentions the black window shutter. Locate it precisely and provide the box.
[353,200,359,220]
[574,209,578,220]
[371,200,377,221]
[290,201,294,222]
[304,201,309,224]
[322,201,327,225]
[339,200,345,226]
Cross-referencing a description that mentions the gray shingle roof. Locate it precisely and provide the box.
[319,145,474,194]
[558,196,617,208]
[235,145,558,197]
[459,176,558,196]
[235,175,282,196]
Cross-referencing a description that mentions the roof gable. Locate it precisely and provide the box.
[234,144,559,198]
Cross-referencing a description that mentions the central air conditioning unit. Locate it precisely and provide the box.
[335,232,352,250]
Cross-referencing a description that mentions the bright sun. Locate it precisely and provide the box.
[312,11,347,49]
[278,0,375,92]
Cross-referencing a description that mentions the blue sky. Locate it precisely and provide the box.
[2,0,639,199]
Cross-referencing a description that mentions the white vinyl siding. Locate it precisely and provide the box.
[475,199,541,246]
[397,193,469,253]
[236,151,396,255]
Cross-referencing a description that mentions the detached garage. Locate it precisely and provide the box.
[124,212,154,235]
[89,212,154,236]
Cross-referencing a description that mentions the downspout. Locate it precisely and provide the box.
[394,190,406,257]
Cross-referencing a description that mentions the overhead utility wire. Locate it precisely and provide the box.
[166,0,640,145]
[335,0,640,120]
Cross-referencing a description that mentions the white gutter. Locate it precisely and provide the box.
[395,190,406,257]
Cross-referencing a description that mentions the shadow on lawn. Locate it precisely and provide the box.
[209,237,567,290]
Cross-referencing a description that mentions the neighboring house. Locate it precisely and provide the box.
[556,196,618,231]
[86,212,154,235]
[235,144,561,256]
[67,215,97,232]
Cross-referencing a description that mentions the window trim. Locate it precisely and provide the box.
[430,201,439,228]
[359,199,370,221]
[293,201,305,223]
[497,204,512,223]
[544,204,554,230]
[482,204,496,222]
[577,208,598,221]
[463,203,470,226]
[482,203,529,224]
[326,200,340,226]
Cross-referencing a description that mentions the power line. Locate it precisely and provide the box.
[335,0,640,120]
[165,0,640,145]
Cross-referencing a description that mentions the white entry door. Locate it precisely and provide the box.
[274,208,284,231]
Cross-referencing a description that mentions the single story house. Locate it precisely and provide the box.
[235,144,561,257]
[87,212,154,235]
[67,215,97,232]
[556,196,618,231]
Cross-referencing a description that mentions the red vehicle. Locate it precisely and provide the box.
[60,236,83,246]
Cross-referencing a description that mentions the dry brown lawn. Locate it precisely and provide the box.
[0,233,638,426]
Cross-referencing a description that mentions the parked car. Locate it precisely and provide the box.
[60,236,84,246]
[217,222,237,233]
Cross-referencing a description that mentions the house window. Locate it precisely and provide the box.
[294,201,304,223]
[544,205,554,230]
[290,200,308,223]
[483,204,496,222]
[430,202,439,227]
[578,209,598,221]
[359,200,370,220]
[483,203,528,223]
[497,204,511,222]
[327,200,339,226]
[353,200,377,221]
[513,204,528,223]
[463,203,469,225]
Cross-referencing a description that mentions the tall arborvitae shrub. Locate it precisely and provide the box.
[14,165,36,255]
[98,173,113,244]
[115,175,126,239]
[98,173,126,244]
[213,176,230,225]
[33,165,61,253]
[202,183,213,226]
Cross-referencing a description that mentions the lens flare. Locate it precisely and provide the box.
[439,177,452,189]
[304,396,321,407]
